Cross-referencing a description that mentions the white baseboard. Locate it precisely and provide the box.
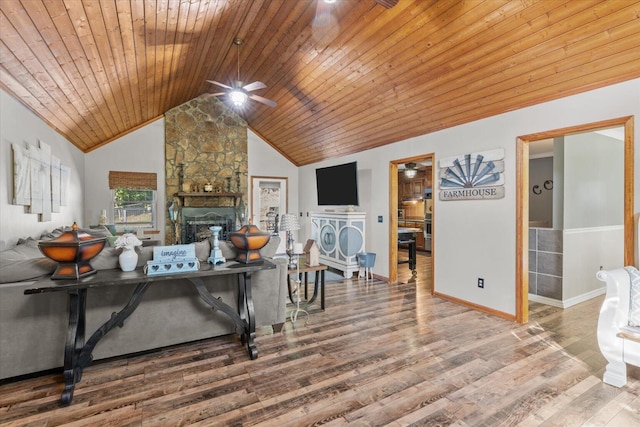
[529,287,606,309]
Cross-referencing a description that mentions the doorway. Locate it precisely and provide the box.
[515,116,634,323]
[389,154,435,288]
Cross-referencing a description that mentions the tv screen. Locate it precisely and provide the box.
[316,161,359,206]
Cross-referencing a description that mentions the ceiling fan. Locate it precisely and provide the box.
[206,38,276,108]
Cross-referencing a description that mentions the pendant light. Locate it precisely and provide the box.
[404,162,417,178]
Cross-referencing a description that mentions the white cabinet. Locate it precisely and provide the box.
[310,212,366,278]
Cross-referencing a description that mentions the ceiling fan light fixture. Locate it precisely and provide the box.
[404,162,417,178]
[229,89,247,106]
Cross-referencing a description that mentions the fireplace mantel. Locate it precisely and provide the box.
[175,192,242,207]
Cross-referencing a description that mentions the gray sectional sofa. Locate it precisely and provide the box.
[0,228,287,380]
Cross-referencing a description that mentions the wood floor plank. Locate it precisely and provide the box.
[0,252,638,426]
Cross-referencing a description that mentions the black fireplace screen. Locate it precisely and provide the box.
[181,207,236,244]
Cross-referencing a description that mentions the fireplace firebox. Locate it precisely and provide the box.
[181,207,236,244]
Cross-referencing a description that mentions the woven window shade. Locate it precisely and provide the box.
[109,171,157,190]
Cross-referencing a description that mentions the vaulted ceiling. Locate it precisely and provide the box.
[1,0,639,166]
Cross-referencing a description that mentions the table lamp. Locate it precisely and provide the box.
[280,213,300,269]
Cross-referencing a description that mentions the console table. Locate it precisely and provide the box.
[24,260,274,406]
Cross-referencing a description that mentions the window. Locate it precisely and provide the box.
[109,171,157,232]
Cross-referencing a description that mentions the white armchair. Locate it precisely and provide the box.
[596,267,640,387]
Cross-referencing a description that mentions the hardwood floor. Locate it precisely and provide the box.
[1,252,638,426]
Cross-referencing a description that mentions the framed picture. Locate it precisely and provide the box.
[251,176,288,254]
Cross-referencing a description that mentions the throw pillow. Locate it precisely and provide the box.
[626,266,640,327]
[220,241,237,260]
[0,238,56,283]
[260,236,281,258]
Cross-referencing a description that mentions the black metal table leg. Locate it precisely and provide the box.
[306,270,325,311]
[61,289,86,406]
[237,271,257,359]
[61,281,151,406]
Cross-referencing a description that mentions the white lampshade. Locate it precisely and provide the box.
[280,213,300,232]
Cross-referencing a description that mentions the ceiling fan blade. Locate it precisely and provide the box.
[249,94,277,108]
[206,80,232,89]
[242,81,267,92]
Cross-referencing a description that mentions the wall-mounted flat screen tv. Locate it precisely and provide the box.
[315,161,359,206]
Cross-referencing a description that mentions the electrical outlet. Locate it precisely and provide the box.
[378,215,383,223]
[478,278,484,288]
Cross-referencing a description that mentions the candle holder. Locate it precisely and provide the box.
[207,226,226,265]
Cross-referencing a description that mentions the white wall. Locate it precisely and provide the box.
[84,118,167,241]
[298,78,640,317]
[563,132,624,228]
[247,129,299,219]
[563,226,624,301]
[529,156,553,226]
[0,90,85,250]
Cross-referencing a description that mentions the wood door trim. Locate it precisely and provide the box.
[389,154,434,290]
[516,116,634,324]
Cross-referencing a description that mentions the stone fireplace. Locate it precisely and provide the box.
[164,95,248,244]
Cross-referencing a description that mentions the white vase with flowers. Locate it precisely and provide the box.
[114,233,142,271]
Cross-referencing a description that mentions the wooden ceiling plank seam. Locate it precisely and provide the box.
[231,1,278,85]
[259,0,393,114]
[258,0,481,134]
[142,0,157,120]
[0,59,93,149]
[0,64,91,149]
[248,0,377,125]
[197,0,262,104]
[188,0,234,101]
[155,0,175,119]
[208,1,268,93]
[0,11,97,146]
[267,0,624,148]
[39,0,120,139]
[238,2,325,123]
[15,0,111,143]
[99,0,138,130]
[365,4,640,125]
[272,0,552,137]
[262,0,516,143]
[3,1,103,144]
[190,1,242,102]
[276,0,568,137]
[80,0,131,131]
[67,0,128,133]
[130,0,150,122]
[173,0,215,104]
[239,0,314,86]
[176,0,222,107]
[151,0,166,122]
[161,0,196,113]
[116,0,143,126]
[288,49,640,163]
[292,45,640,159]
[330,57,640,164]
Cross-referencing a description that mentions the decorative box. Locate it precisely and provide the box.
[145,244,200,276]
[38,222,107,279]
[229,224,270,263]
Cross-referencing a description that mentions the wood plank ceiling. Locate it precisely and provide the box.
[1,0,639,166]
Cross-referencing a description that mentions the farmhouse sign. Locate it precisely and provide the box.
[438,149,505,201]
